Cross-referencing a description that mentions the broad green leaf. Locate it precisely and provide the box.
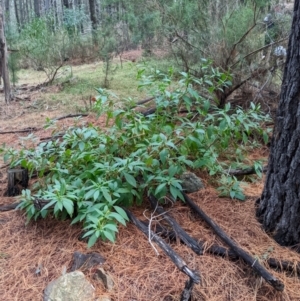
[123,172,137,188]
[103,223,118,232]
[159,149,168,164]
[42,199,57,211]
[155,183,167,195]
[62,199,74,216]
[113,206,129,221]
[103,230,115,242]
[85,189,96,200]
[168,165,177,177]
[87,233,98,248]
[101,188,112,203]
[109,212,126,226]
[93,189,100,201]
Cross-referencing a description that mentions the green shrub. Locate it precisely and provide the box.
[2,66,270,247]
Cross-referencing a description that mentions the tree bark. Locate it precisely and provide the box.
[257,1,300,248]
[0,5,11,103]
[34,0,40,17]
[14,0,20,29]
[88,0,97,31]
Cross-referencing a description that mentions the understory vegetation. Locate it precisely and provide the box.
[2,65,271,247]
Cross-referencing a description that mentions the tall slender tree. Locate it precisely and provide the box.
[34,0,40,17]
[0,4,11,103]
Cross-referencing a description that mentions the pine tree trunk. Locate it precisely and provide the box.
[257,1,300,248]
[0,5,11,103]
[88,0,97,30]
[34,0,40,17]
[14,0,20,29]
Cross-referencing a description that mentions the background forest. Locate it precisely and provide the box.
[1,0,293,101]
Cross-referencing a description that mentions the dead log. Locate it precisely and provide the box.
[183,192,284,291]
[124,208,201,284]
[148,195,203,255]
[6,168,29,196]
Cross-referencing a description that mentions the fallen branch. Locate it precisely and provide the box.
[183,192,284,291]
[0,202,20,211]
[148,195,203,255]
[267,258,300,275]
[180,278,195,301]
[134,96,155,107]
[0,127,38,134]
[142,107,157,116]
[146,221,300,276]
[39,133,64,142]
[124,208,201,284]
[53,114,88,121]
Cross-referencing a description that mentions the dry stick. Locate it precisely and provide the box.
[267,258,300,275]
[129,96,155,110]
[142,107,157,116]
[132,96,155,108]
[39,133,64,142]
[53,114,88,121]
[124,208,201,284]
[145,220,300,276]
[0,127,38,134]
[148,195,203,255]
[182,192,284,291]
[180,277,195,301]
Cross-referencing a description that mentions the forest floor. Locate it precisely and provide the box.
[0,56,300,301]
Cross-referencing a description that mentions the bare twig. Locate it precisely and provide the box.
[230,37,289,69]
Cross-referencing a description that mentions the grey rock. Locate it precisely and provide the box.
[94,268,115,291]
[180,172,205,193]
[71,251,106,271]
[44,271,95,301]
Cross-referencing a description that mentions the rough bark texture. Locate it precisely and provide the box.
[34,0,40,17]
[0,5,11,103]
[257,1,300,248]
[88,0,97,30]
